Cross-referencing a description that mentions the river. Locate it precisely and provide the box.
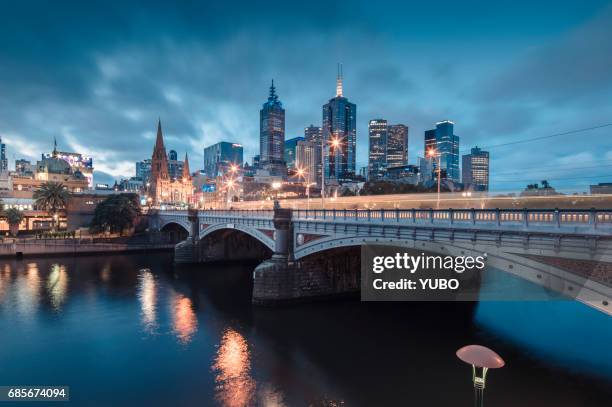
[0,253,610,406]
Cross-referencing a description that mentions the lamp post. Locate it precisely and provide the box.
[225,178,235,209]
[456,345,505,407]
[322,137,341,209]
[296,167,310,209]
[427,148,442,209]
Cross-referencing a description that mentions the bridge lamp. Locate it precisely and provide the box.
[456,345,505,407]
[427,148,442,209]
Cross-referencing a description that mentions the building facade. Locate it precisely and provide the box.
[42,147,94,188]
[295,140,317,185]
[322,65,356,183]
[203,142,244,178]
[0,137,7,174]
[135,159,152,183]
[259,80,286,177]
[387,124,408,168]
[424,120,460,182]
[149,120,193,204]
[462,146,490,191]
[167,150,184,180]
[304,125,323,186]
[284,137,304,170]
[368,119,388,180]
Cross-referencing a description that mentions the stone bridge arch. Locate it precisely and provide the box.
[199,222,275,252]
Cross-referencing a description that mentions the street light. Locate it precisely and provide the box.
[427,148,442,209]
[456,345,505,407]
[322,136,342,209]
[296,167,311,209]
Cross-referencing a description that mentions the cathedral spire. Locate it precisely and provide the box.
[336,63,343,97]
[155,117,164,150]
[182,152,191,180]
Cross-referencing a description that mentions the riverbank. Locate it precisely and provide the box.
[0,239,174,258]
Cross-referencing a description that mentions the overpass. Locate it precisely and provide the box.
[150,206,612,314]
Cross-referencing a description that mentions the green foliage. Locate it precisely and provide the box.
[89,193,141,234]
[4,207,24,226]
[33,182,70,213]
[360,181,450,195]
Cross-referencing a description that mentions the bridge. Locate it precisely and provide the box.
[150,206,612,314]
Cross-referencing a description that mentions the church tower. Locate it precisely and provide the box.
[150,119,170,203]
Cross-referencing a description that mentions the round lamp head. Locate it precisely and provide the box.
[456,345,505,369]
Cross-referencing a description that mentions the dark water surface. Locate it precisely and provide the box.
[0,253,610,406]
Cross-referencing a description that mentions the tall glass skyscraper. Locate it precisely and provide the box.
[284,137,304,170]
[322,65,356,183]
[424,120,460,182]
[368,119,387,180]
[260,80,286,177]
[203,141,244,178]
[387,124,408,168]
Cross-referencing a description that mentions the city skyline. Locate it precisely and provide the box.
[0,1,610,192]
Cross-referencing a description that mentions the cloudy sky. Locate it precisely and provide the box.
[0,0,611,192]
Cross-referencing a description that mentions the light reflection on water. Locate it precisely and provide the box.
[212,328,256,407]
[0,254,609,406]
[137,269,158,333]
[47,264,68,311]
[171,293,198,345]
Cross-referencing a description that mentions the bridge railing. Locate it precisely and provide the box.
[197,209,275,218]
[293,208,612,231]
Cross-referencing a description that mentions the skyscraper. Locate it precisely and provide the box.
[296,140,316,185]
[284,137,304,170]
[260,80,286,177]
[368,119,388,180]
[135,159,152,183]
[322,64,356,183]
[167,149,184,180]
[0,137,7,174]
[387,124,408,168]
[462,146,490,191]
[424,120,460,182]
[304,125,322,186]
[203,142,243,178]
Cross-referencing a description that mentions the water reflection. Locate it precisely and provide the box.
[15,263,41,318]
[171,293,198,344]
[212,328,256,407]
[137,270,158,333]
[0,263,10,301]
[46,264,69,311]
[258,383,286,407]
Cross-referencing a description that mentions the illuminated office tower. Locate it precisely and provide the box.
[387,124,408,168]
[462,146,489,191]
[304,124,322,186]
[322,64,356,183]
[260,80,286,177]
[424,120,460,182]
[368,119,388,180]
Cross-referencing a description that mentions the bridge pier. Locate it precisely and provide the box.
[252,203,359,304]
[174,209,200,263]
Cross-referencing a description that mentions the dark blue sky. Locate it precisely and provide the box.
[0,0,611,191]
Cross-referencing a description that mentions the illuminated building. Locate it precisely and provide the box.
[295,140,316,185]
[462,146,489,191]
[284,137,303,170]
[304,125,322,186]
[424,120,460,182]
[42,144,94,188]
[322,64,356,183]
[135,159,152,183]
[0,137,7,174]
[11,141,89,197]
[259,80,286,177]
[203,142,244,178]
[387,124,408,168]
[149,119,194,204]
[368,119,387,180]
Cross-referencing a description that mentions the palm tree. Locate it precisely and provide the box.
[4,207,24,237]
[33,182,70,231]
